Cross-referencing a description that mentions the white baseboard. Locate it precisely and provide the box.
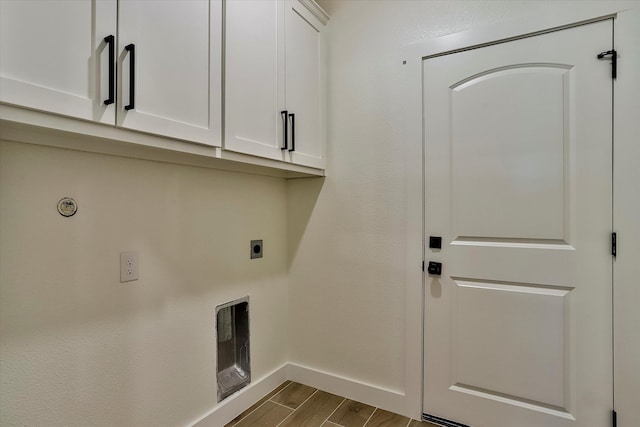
[191,362,409,425]
[286,363,407,417]
[191,363,288,427]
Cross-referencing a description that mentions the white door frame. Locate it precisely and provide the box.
[401,2,640,422]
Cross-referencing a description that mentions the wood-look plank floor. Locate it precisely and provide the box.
[225,381,440,427]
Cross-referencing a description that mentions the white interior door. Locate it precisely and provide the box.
[423,20,613,427]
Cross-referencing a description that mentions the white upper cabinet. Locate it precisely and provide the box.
[117,0,221,146]
[0,0,117,124]
[0,0,221,147]
[225,0,327,169]
[1,0,325,174]
[285,0,324,169]
[225,0,284,160]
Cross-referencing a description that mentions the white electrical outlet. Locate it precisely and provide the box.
[120,251,139,282]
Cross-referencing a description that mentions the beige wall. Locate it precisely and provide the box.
[0,140,289,426]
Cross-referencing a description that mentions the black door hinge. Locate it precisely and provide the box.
[612,409,617,427]
[612,232,617,257]
[422,261,425,271]
[597,50,617,79]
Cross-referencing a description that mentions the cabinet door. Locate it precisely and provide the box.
[285,0,325,169]
[0,0,116,123]
[224,0,286,160]
[117,0,221,146]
